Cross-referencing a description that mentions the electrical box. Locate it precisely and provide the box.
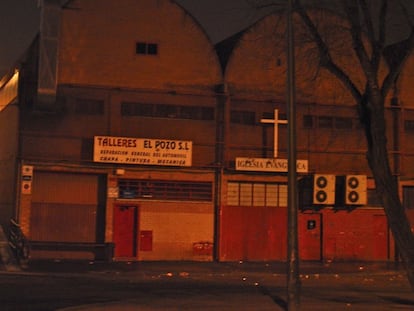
[345,175,367,205]
[313,174,336,205]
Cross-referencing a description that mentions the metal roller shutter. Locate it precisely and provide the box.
[30,172,103,242]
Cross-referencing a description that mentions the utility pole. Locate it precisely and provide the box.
[286,0,301,310]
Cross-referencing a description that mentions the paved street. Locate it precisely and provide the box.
[0,260,413,310]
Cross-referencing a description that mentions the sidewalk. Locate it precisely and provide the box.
[2,260,414,310]
[22,258,405,276]
[22,259,409,284]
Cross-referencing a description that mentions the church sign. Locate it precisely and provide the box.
[236,157,308,173]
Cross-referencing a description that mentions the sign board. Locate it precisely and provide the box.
[21,165,34,195]
[236,157,308,173]
[21,165,33,178]
[107,187,119,198]
[93,136,192,167]
[21,181,32,195]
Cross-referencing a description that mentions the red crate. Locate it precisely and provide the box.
[193,241,213,255]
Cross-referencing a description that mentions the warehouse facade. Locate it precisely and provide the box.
[1,0,414,262]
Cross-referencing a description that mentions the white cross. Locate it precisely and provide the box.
[260,109,288,158]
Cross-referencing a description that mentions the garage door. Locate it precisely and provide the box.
[30,172,105,243]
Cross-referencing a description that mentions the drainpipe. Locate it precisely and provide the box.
[391,83,401,263]
[391,93,401,177]
[36,0,61,110]
[214,83,229,261]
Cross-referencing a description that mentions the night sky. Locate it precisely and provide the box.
[0,0,39,76]
[2,0,413,78]
[0,0,273,77]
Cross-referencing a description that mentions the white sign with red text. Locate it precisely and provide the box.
[93,136,192,167]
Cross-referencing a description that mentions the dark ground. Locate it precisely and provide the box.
[1,260,413,310]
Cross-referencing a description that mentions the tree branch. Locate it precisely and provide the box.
[342,0,380,92]
[378,0,387,49]
[359,0,376,44]
[362,0,387,72]
[382,25,414,96]
[295,2,362,102]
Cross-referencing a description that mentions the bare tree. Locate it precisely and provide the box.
[294,0,414,288]
[248,0,414,289]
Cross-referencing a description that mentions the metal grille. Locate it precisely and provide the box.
[118,179,213,202]
[227,181,287,207]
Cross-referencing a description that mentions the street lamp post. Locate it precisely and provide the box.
[286,0,300,309]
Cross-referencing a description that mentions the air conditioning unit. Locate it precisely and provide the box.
[313,174,336,205]
[345,175,367,205]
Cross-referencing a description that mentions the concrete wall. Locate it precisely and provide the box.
[0,104,18,227]
[58,0,222,93]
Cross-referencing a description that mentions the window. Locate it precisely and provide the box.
[403,186,414,209]
[367,188,382,206]
[147,43,158,55]
[404,120,414,132]
[335,117,353,129]
[239,183,253,206]
[318,116,333,128]
[156,104,177,118]
[227,182,239,206]
[136,42,146,54]
[227,182,288,207]
[231,110,256,125]
[303,114,355,129]
[262,112,287,120]
[121,102,152,116]
[303,115,314,128]
[74,98,104,115]
[121,102,214,120]
[136,42,158,55]
[253,183,265,206]
[265,184,278,206]
[118,179,213,202]
[278,184,288,206]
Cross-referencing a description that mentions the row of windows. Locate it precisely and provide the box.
[118,179,213,201]
[230,110,256,125]
[303,115,357,129]
[89,40,414,129]
[129,41,414,134]
[227,182,288,207]
[121,102,215,120]
[228,181,385,208]
[69,99,414,132]
[74,99,105,115]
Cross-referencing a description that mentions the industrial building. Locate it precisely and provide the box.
[1,0,413,262]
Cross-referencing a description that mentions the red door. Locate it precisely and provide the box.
[113,205,138,258]
[299,213,322,260]
[373,215,389,260]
